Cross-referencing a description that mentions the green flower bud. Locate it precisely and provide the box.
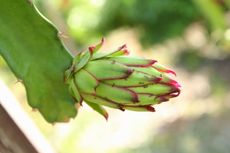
[65,39,181,119]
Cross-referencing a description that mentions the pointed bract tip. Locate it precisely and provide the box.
[153,65,177,76]
[149,60,157,66]
[118,44,127,50]
[130,90,139,103]
[118,105,125,111]
[171,91,180,97]
[101,37,105,44]
[88,38,104,53]
[146,106,155,112]
[165,69,177,76]
[157,91,180,102]
[104,112,109,121]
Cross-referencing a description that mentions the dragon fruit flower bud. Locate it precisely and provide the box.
[65,39,181,120]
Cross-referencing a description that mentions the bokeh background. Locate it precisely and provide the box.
[1,0,230,153]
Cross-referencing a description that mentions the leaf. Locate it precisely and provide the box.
[0,0,77,122]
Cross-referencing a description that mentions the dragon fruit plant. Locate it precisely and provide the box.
[65,39,181,119]
[0,0,180,122]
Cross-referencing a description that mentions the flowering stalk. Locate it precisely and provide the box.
[65,39,181,119]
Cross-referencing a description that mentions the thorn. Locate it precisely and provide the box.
[15,79,23,84]
[32,108,38,112]
[75,103,81,109]
[58,31,69,39]
[62,117,70,122]
[26,0,33,5]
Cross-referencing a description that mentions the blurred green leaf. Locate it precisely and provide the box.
[192,0,226,31]
[98,0,200,45]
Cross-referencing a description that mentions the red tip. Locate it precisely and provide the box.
[89,46,95,53]
[169,79,181,88]
[165,69,177,76]
[152,65,177,76]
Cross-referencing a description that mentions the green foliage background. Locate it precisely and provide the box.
[1,0,230,153]
[98,0,200,45]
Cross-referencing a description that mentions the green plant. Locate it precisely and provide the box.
[0,0,180,123]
